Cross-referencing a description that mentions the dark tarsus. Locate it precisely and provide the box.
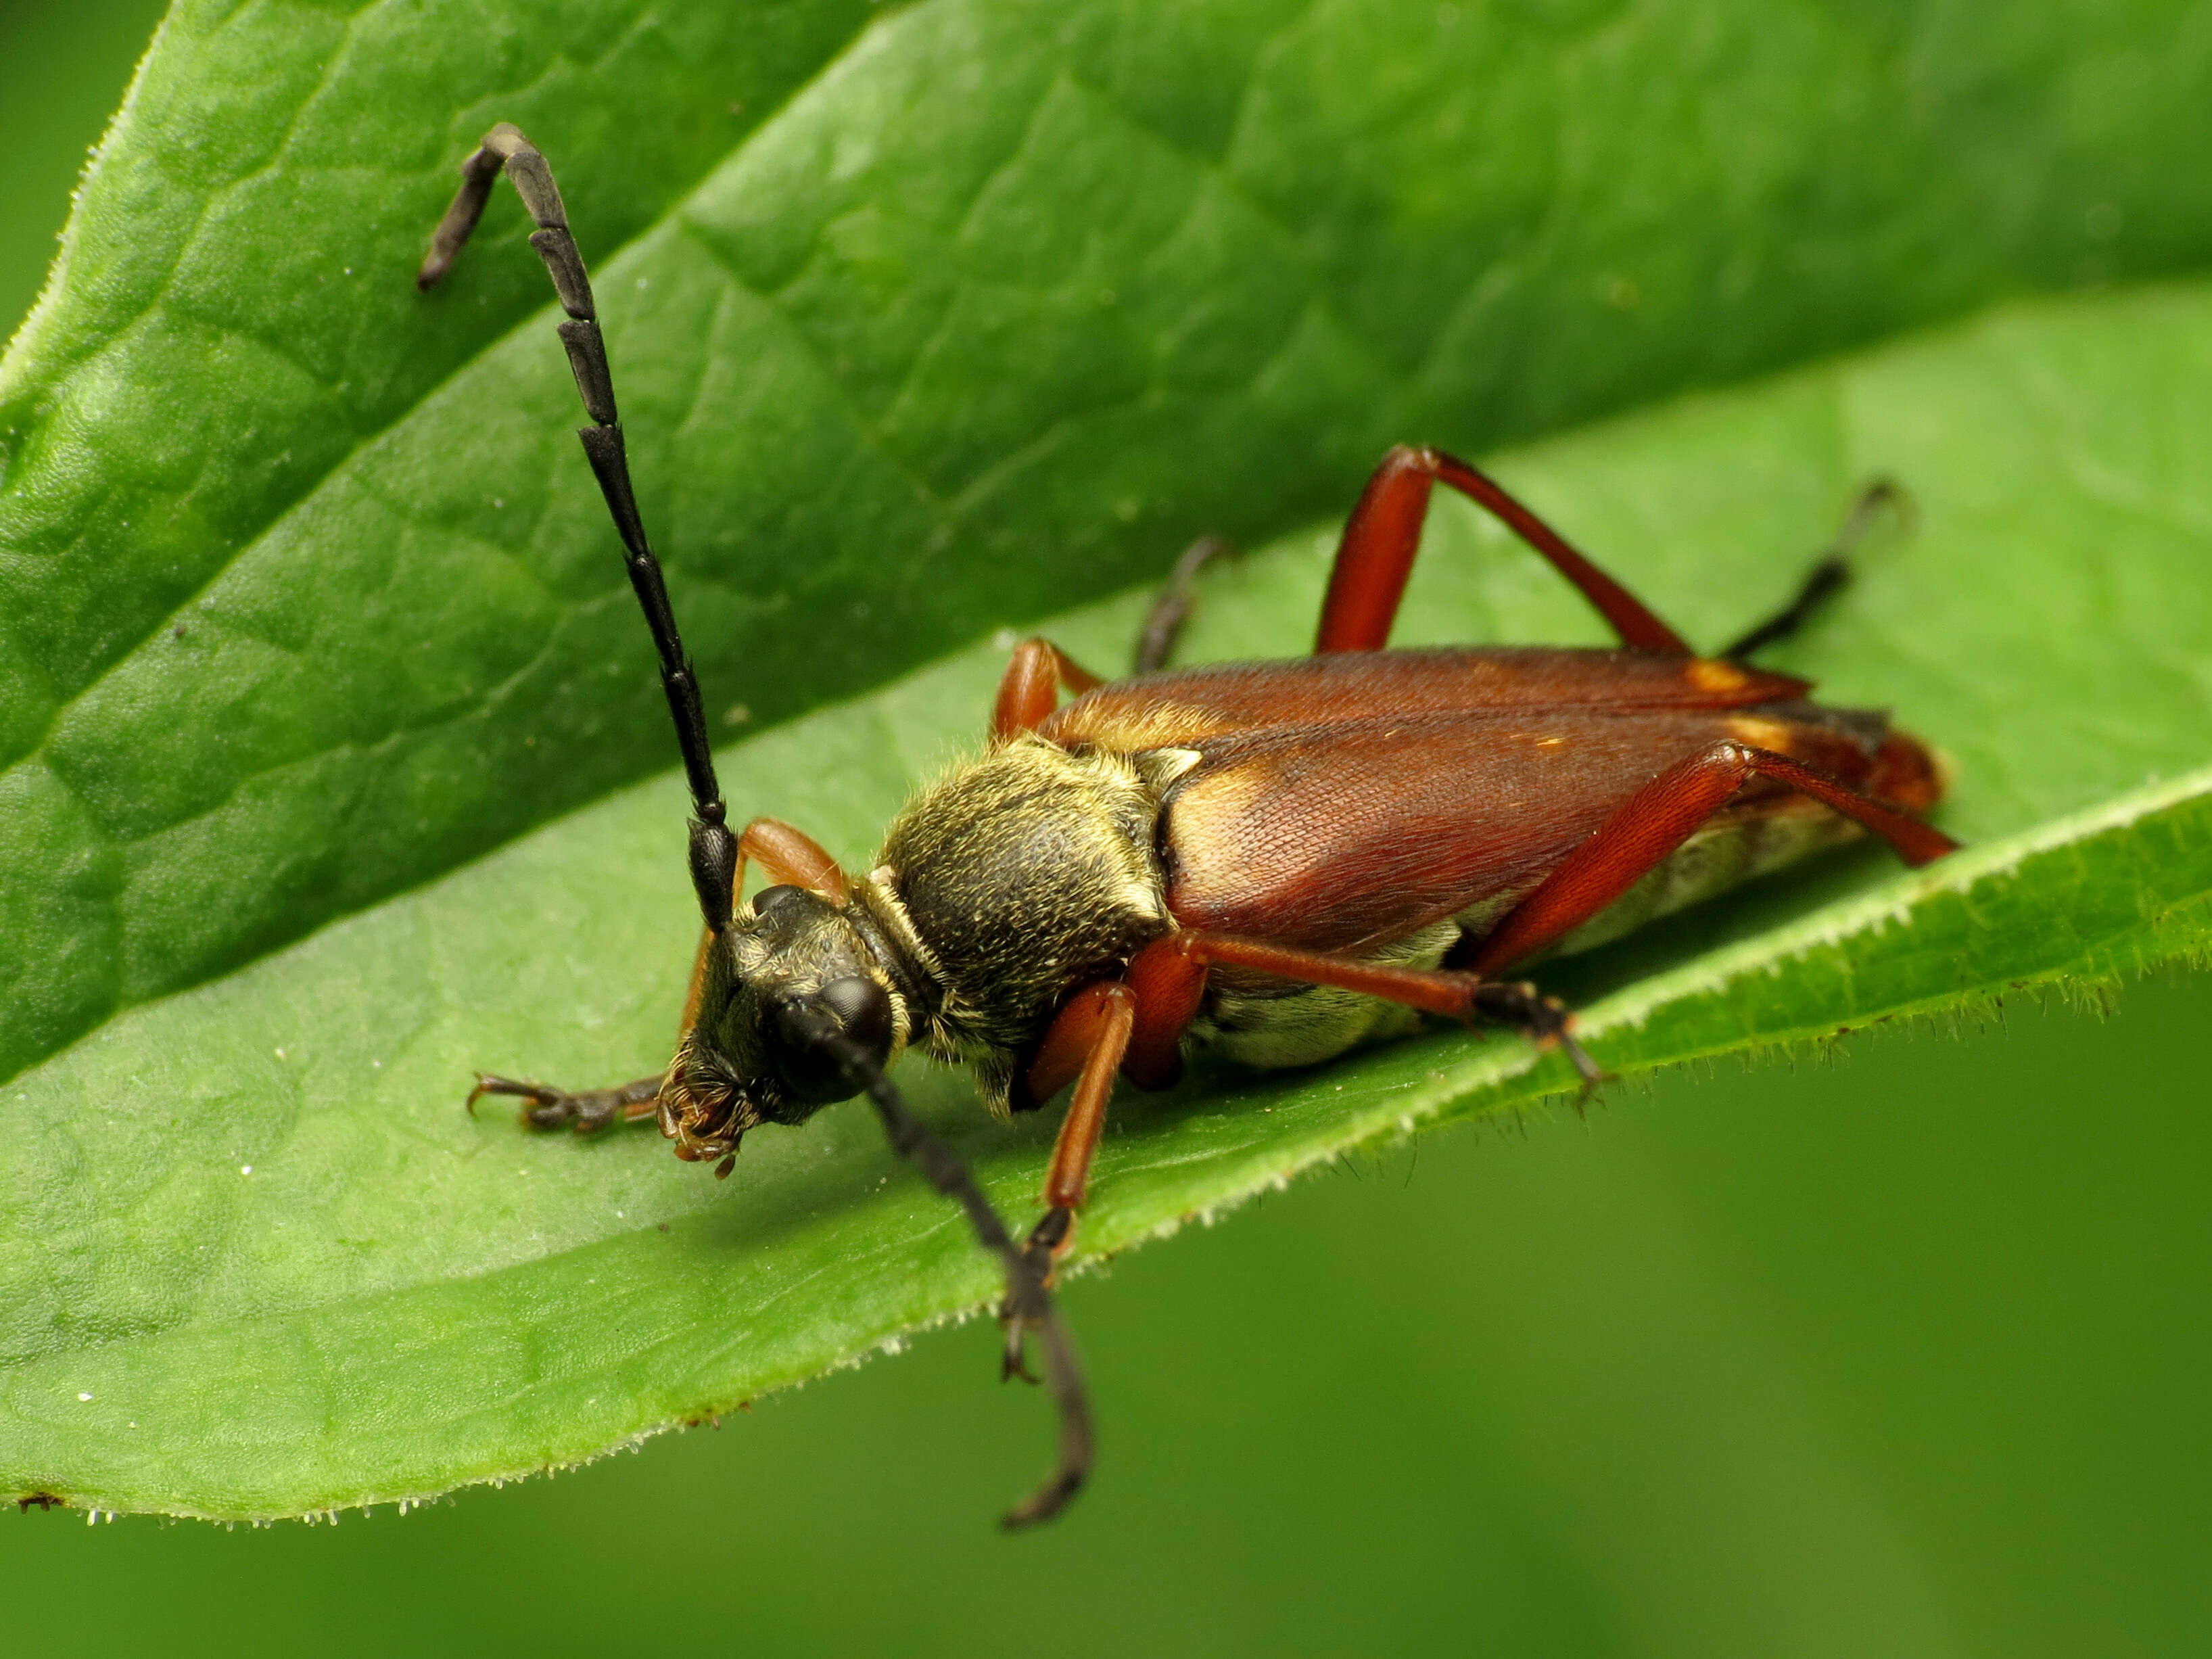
[418,124,1090,1531]
[1132,534,1236,675]
[1722,479,1906,661]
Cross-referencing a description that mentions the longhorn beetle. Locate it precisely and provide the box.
[421,124,1958,1530]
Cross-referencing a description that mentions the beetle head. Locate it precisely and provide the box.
[659,884,906,1170]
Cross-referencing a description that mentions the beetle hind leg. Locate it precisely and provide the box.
[1469,981,1607,1090]
[467,1073,661,1133]
[1721,479,1909,661]
[1461,738,1958,979]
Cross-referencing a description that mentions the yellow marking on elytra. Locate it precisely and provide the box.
[1726,714,1801,751]
[1688,658,1754,694]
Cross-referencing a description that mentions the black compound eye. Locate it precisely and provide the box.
[768,976,895,1106]
[815,975,894,1063]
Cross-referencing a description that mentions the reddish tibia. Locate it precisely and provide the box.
[1464,739,1959,975]
[1031,982,1137,1214]
[738,816,847,902]
[1317,445,1693,655]
[1173,933,1482,1019]
[993,638,1106,739]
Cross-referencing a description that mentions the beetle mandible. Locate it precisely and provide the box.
[419,124,1958,1529]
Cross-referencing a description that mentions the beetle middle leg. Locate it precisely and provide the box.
[1317,444,1695,655]
[1001,939,1215,1251]
[1148,933,1605,1083]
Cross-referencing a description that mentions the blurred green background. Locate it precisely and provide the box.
[3,4,2208,1654]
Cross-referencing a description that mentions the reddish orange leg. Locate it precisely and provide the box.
[736,816,847,902]
[993,638,1105,739]
[1096,933,1590,1079]
[1002,981,1135,1382]
[1464,741,1960,978]
[1165,932,1603,1084]
[1120,933,1209,1088]
[471,816,850,1133]
[1317,444,1692,655]
[1034,985,1137,1215]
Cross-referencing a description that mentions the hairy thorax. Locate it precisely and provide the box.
[861,737,1181,1108]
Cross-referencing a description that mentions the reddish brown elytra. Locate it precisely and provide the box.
[423,126,1957,1530]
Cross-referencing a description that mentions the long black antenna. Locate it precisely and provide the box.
[420,133,1092,1526]
[419,124,737,932]
[799,1019,1094,1530]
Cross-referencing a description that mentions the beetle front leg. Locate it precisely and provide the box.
[468,1073,662,1131]
[992,638,1106,738]
[465,917,720,1134]
[466,818,850,1132]
[1000,981,1137,1382]
[734,815,849,902]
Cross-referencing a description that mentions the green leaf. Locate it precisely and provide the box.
[8,0,2212,1081]
[7,264,2212,1516]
